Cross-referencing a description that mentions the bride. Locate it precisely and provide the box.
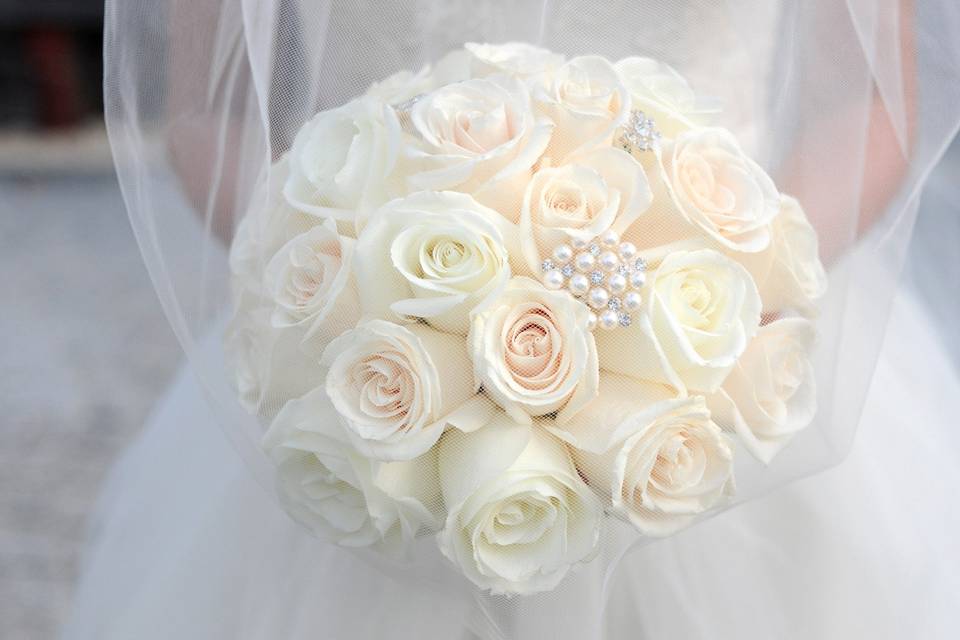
[65,1,960,638]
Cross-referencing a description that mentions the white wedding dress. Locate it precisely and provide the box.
[61,255,960,638]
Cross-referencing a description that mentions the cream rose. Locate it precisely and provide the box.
[230,156,319,297]
[366,49,471,104]
[518,147,652,273]
[322,319,479,461]
[661,127,779,253]
[354,191,511,334]
[264,218,360,345]
[406,75,553,219]
[533,55,630,160]
[465,42,564,78]
[743,195,827,314]
[263,387,439,556]
[615,57,711,139]
[284,96,401,226]
[708,318,817,463]
[469,277,599,422]
[223,306,324,417]
[438,414,601,595]
[554,374,734,537]
[597,250,761,393]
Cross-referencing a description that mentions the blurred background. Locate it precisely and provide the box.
[0,2,957,639]
[0,2,184,638]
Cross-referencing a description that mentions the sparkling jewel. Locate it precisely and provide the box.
[588,243,601,256]
[571,237,588,250]
[541,258,556,273]
[618,312,632,327]
[543,269,565,290]
[619,242,637,260]
[569,273,590,296]
[608,273,627,293]
[608,297,622,311]
[393,94,426,133]
[560,264,575,278]
[586,312,598,331]
[600,229,620,247]
[589,270,605,286]
[599,309,619,330]
[393,93,426,113]
[624,291,643,310]
[630,271,647,288]
[588,287,609,309]
[618,109,662,153]
[553,244,573,263]
[634,257,647,271]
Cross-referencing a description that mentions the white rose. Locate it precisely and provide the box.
[264,218,360,346]
[224,305,324,417]
[354,191,511,334]
[708,318,817,463]
[406,74,553,219]
[742,195,827,314]
[438,414,601,595]
[465,42,564,78]
[597,250,761,393]
[518,147,652,273]
[533,55,630,160]
[661,127,780,253]
[284,97,401,227]
[553,374,734,537]
[469,277,599,423]
[615,57,713,138]
[366,49,472,104]
[322,319,481,461]
[367,66,434,105]
[263,387,439,555]
[230,156,318,297]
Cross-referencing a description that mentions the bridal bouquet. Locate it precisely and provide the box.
[226,43,827,595]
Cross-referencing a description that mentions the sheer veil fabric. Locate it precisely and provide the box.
[88,0,960,638]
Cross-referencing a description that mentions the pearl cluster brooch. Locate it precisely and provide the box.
[617,109,662,154]
[541,229,648,331]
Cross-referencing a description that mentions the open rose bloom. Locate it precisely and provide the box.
[105,1,958,637]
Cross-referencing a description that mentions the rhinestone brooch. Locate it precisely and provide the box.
[540,229,648,332]
[618,109,662,154]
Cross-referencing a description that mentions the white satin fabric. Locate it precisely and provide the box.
[62,278,960,640]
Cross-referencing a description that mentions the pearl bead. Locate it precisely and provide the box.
[552,244,573,263]
[574,252,595,272]
[624,291,642,310]
[571,237,588,249]
[608,273,627,294]
[618,242,637,260]
[629,271,647,288]
[543,269,565,290]
[600,229,619,247]
[585,312,598,331]
[598,251,619,272]
[569,274,589,296]
[599,309,619,330]
[587,287,609,309]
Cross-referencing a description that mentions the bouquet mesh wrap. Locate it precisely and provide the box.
[104,0,960,636]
